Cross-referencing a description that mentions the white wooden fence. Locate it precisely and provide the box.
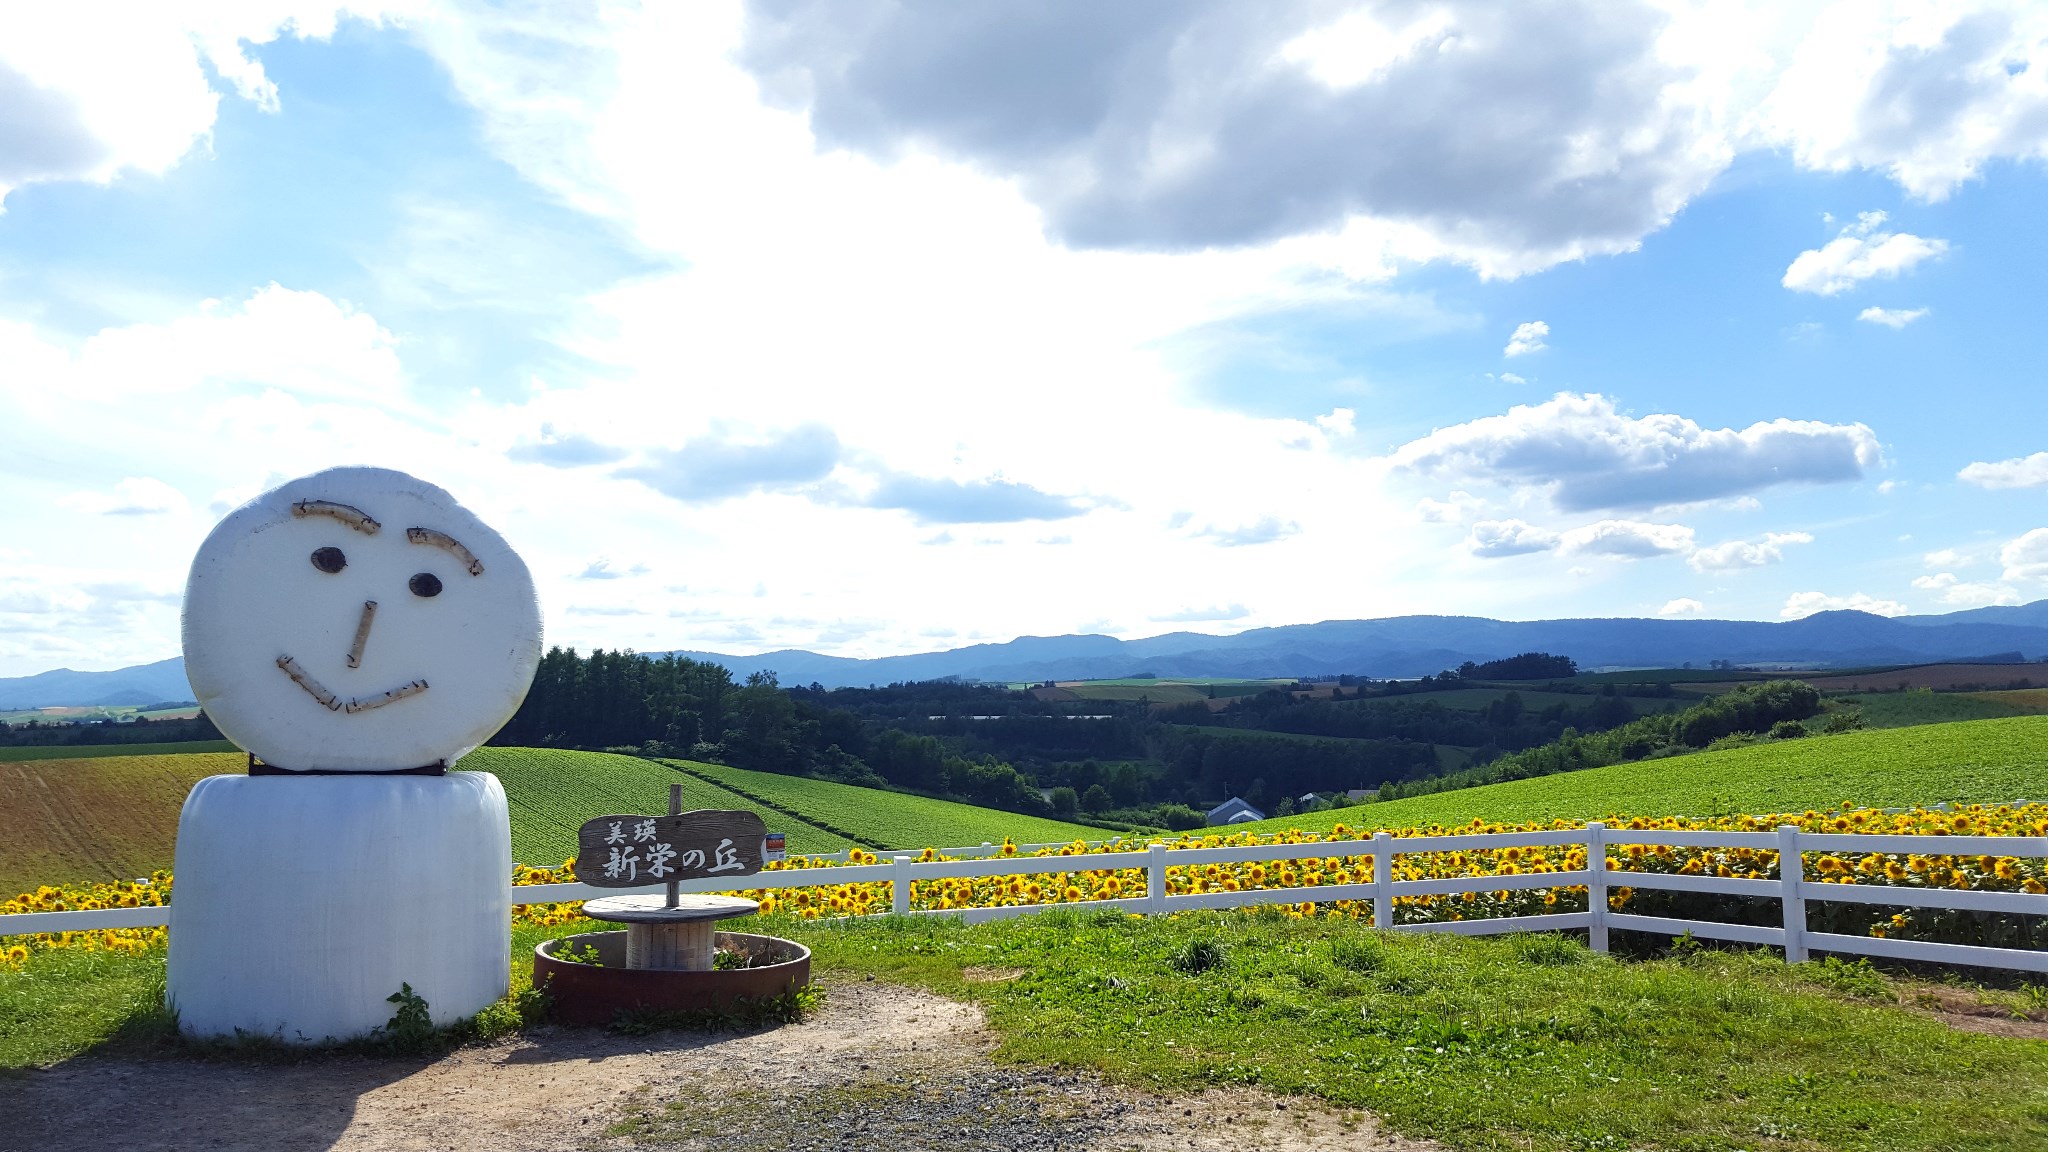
[7,823,2045,973]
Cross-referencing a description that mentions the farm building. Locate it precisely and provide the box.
[1206,797,1265,826]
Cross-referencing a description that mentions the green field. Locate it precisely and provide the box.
[0,747,1108,893]
[1225,715,2048,834]
[1837,689,2048,729]
[1568,668,1773,685]
[458,748,855,866]
[1392,687,1680,711]
[666,759,1103,850]
[0,740,236,762]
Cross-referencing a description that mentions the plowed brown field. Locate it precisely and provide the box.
[0,753,240,896]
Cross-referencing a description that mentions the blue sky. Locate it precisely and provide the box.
[2,2,2046,677]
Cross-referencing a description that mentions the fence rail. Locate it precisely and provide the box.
[8,824,2045,973]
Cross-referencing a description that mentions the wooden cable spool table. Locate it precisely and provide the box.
[579,893,761,971]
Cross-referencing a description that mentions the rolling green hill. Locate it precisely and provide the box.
[665,759,1103,850]
[1225,715,2048,835]
[458,747,855,866]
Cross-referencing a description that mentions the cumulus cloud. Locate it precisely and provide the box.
[1759,4,2048,202]
[1781,212,1947,296]
[57,477,188,517]
[1560,519,1695,558]
[1912,571,2021,608]
[1414,490,1482,524]
[1959,452,2048,490]
[859,474,1087,524]
[1688,531,1813,572]
[1388,393,1880,512]
[620,423,843,502]
[738,0,1739,276]
[1857,306,1929,328]
[1465,519,1560,558]
[0,6,390,205]
[1149,603,1252,623]
[1503,321,1550,357]
[2002,528,2048,584]
[1780,591,1909,619]
[1498,372,1527,385]
[1659,597,1705,617]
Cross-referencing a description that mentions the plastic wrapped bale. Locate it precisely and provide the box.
[182,466,542,774]
[166,772,513,1042]
[167,467,541,1042]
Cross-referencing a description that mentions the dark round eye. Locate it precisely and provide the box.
[310,547,347,574]
[409,572,443,598]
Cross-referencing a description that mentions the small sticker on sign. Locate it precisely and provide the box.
[765,832,786,863]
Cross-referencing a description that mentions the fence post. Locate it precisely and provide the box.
[892,854,912,916]
[1777,825,1807,963]
[1148,843,1168,917]
[1372,832,1393,930]
[1586,822,1608,954]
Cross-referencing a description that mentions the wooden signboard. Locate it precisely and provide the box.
[573,808,769,887]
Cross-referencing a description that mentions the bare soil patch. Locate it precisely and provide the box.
[1899,984,2048,1040]
[0,980,1434,1152]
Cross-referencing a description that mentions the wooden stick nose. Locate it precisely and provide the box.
[346,600,377,669]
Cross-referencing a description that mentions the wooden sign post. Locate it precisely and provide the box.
[571,802,771,971]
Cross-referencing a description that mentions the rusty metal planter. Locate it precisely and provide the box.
[533,930,811,1027]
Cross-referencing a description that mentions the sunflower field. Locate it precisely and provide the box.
[7,803,2044,969]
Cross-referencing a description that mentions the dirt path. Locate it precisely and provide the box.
[0,980,1435,1152]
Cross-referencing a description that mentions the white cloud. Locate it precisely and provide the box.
[1148,604,1252,623]
[1857,306,1929,328]
[1313,407,1356,437]
[1687,531,1813,572]
[1780,591,1909,619]
[1498,372,1527,385]
[1560,519,1695,559]
[1781,212,1947,296]
[1659,597,1705,617]
[1759,3,2048,202]
[0,5,396,206]
[1912,571,2021,608]
[1389,393,1881,512]
[1959,452,2048,490]
[1414,491,1483,524]
[2002,528,2048,584]
[1504,321,1550,357]
[1923,548,1968,568]
[1465,519,1559,558]
[57,477,188,517]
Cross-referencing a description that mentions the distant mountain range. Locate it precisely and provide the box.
[8,601,2047,707]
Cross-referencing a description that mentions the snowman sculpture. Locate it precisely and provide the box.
[166,467,543,1042]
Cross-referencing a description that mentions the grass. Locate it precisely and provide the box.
[1835,690,2048,729]
[459,747,855,865]
[794,911,2048,1151]
[1227,715,2048,835]
[0,920,578,1069]
[667,759,1104,850]
[11,910,2045,1152]
[0,740,236,761]
[0,752,243,896]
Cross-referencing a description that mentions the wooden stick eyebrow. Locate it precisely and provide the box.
[292,500,381,534]
[406,527,485,575]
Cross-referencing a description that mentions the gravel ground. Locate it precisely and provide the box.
[0,979,1434,1152]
